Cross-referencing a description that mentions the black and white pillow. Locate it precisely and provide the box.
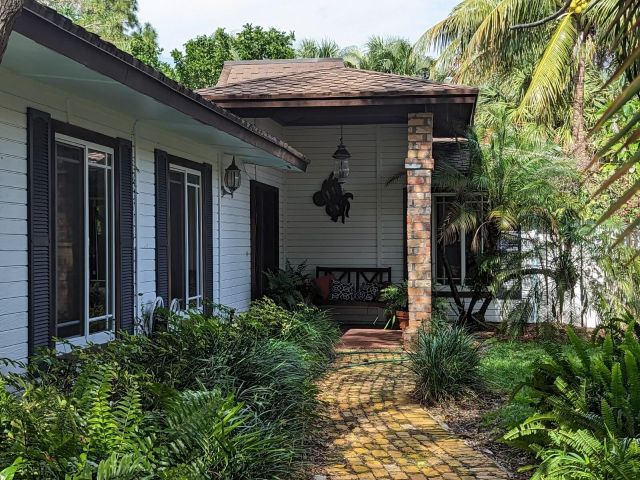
[354,283,380,301]
[329,280,355,301]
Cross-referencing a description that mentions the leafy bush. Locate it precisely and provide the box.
[0,301,340,479]
[505,319,640,478]
[379,282,408,328]
[264,261,313,309]
[408,325,481,405]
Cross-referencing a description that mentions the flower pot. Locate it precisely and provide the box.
[396,310,409,330]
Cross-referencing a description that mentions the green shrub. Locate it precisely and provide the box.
[0,301,339,479]
[264,261,313,309]
[408,326,481,405]
[504,320,640,478]
[525,430,640,479]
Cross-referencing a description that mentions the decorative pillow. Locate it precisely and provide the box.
[329,280,355,301]
[313,274,335,301]
[354,283,380,302]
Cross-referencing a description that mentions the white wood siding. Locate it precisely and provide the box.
[0,66,288,364]
[0,97,28,369]
[219,159,286,312]
[282,124,406,283]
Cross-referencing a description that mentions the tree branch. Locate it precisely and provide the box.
[510,0,572,30]
[0,0,23,63]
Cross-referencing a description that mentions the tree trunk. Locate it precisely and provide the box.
[571,29,588,170]
[0,0,23,63]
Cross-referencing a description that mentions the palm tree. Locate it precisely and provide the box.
[296,38,341,58]
[589,0,639,234]
[344,36,433,77]
[433,105,577,328]
[417,0,620,168]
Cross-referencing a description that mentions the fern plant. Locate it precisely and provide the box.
[263,260,312,309]
[505,318,640,478]
[0,301,339,479]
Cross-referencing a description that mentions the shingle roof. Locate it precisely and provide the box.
[217,58,345,86]
[199,59,478,101]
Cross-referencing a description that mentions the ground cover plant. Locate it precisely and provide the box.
[504,314,640,478]
[0,298,340,479]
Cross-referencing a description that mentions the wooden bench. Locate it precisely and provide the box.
[315,266,391,326]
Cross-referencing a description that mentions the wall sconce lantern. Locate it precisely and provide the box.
[222,156,242,197]
[332,126,351,184]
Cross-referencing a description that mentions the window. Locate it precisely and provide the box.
[169,166,203,310]
[55,135,115,344]
[432,194,484,287]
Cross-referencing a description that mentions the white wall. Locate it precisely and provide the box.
[218,160,286,312]
[0,90,28,367]
[0,66,287,365]
[282,124,406,283]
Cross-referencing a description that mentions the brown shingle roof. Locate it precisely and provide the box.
[199,59,478,101]
[217,58,345,86]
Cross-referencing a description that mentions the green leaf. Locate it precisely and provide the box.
[516,13,577,119]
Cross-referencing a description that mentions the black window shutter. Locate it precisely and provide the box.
[154,149,170,306]
[116,138,135,333]
[202,163,214,309]
[27,108,54,356]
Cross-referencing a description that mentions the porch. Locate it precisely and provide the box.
[202,59,480,338]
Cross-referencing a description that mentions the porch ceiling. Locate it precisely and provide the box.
[224,103,475,137]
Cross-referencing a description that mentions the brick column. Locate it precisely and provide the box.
[404,112,434,345]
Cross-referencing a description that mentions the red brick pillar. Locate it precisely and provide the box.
[404,112,434,345]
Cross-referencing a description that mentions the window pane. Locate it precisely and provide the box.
[56,142,84,338]
[187,185,200,299]
[187,173,200,186]
[88,165,111,329]
[435,197,462,284]
[169,171,185,306]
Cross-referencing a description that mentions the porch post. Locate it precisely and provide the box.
[404,112,434,344]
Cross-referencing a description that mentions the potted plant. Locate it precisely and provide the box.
[379,282,409,330]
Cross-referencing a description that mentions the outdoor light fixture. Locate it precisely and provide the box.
[222,156,241,197]
[332,125,351,183]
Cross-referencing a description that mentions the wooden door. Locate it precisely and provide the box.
[250,180,279,299]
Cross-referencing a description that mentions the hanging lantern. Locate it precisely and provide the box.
[332,126,351,183]
[222,156,241,196]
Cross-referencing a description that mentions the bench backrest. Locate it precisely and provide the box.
[316,266,392,290]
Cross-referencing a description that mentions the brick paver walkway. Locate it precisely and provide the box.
[315,349,509,479]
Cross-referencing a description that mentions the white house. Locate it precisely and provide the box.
[0,1,487,367]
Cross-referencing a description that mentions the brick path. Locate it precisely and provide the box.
[315,349,509,480]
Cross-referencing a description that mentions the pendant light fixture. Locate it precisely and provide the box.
[332,125,351,183]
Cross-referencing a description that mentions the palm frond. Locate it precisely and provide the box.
[516,13,577,120]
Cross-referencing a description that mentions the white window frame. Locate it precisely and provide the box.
[169,164,203,312]
[55,134,115,352]
[432,193,486,291]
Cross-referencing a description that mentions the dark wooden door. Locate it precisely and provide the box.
[250,180,279,299]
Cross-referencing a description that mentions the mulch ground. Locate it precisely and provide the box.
[426,393,533,479]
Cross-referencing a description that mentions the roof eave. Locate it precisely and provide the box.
[14,1,308,172]
[204,94,479,109]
